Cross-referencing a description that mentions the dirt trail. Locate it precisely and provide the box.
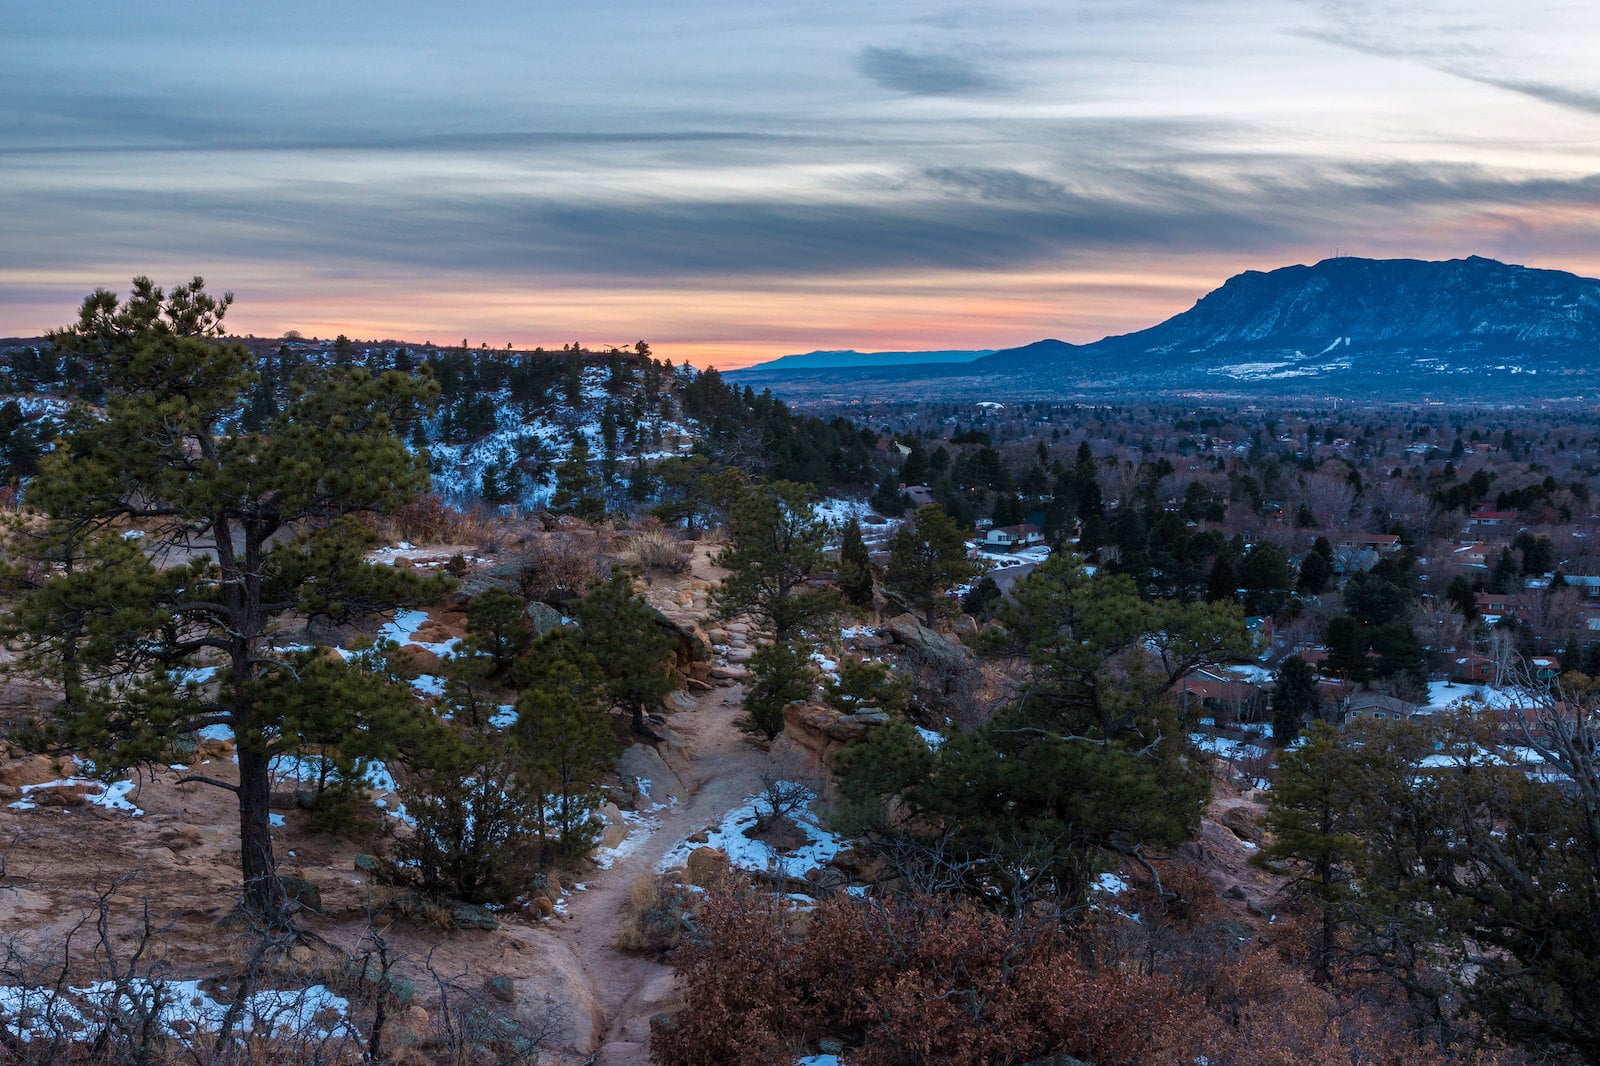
[548,680,773,1066]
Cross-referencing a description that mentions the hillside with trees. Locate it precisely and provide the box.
[4,281,1600,1064]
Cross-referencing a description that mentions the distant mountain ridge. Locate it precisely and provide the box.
[727,256,1600,402]
[748,348,992,371]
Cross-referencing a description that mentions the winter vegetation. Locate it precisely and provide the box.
[4,280,1600,1063]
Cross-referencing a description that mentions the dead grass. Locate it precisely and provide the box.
[616,523,693,581]
[614,873,694,955]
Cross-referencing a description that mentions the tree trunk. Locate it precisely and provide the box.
[236,745,284,918]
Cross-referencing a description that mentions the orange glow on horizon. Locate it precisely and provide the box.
[9,245,1600,372]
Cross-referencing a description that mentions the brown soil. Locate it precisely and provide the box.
[546,681,773,1065]
[0,533,780,1066]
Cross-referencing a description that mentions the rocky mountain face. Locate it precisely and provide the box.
[728,256,1600,402]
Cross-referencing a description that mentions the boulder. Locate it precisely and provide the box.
[413,612,467,644]
[485,975,516,1003]
[397,644,444,676]
[884,614,973,672]
[344,959,416,1004]
[651,609,711,666]
[685,846,730,887]
[616,744,688,806]
[1220,806,1264,844]
[0,754,66,789]
[595,802,629,850]
[278,874,323,914]
[32,783,94,808]
[525,601,566,636]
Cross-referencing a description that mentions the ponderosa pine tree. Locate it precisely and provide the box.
[1272,653,1318,745]
[551,432,603,519]
[883,504,979,627]
[713,480,832,641]
[570,567,677,736]
[510,631,617,862]
[837,516,874,608]
[1257,722,1364,982]
[2,277,445,919]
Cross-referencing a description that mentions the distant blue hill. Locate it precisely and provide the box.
[731,349,992,373]
[726,257,1600,402]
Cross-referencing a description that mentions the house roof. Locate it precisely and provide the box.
[993,523,1042,536]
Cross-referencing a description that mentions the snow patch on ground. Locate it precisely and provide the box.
[0,979,356,1045]
[1191,733,1268,762]
[9,776,143,817]
[659,785,844,879]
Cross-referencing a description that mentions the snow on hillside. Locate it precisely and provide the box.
[421,366,696,509]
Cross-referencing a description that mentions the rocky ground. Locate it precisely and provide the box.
[0,538,803,1065]
[0,534,1288,1066]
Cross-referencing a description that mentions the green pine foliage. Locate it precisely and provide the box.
[1271,653,1318,745]
[713,480,835,641]
[882,504,979,627]
[1256,721,1366,982]
[1,277,448,919]
[742,641,816,739]
[463,587,533,676]
[570,567,678,735]
[551,433,605,519]
[389,733,550,906]
[835,553,1249,904]
[837,516,875,608]
[510,632,618,862]
[822,658,908,716]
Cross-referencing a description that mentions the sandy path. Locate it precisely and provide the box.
[549,680,772,1066]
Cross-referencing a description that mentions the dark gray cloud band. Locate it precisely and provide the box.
[9,157,1597,283]
[856,46,999,95]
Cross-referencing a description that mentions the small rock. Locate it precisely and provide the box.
[486,975,516,1003]
[278,875,323,913]
[846,709,891,726]
[685,846,730,888]
[450,901,499,931]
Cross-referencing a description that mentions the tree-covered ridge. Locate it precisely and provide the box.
[0,334,883,505]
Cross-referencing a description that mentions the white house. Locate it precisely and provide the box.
[981,523,1044,549]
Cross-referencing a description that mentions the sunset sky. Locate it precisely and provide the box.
[4,1,1599,369]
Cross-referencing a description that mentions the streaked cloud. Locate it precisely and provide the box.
[3,0,1599,366]
[856,47,1000,95]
